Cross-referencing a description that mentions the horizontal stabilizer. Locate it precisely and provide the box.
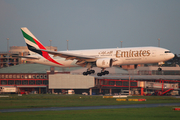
[12,55,40,59]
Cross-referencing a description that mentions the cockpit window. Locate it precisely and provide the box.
[165,51,171,53]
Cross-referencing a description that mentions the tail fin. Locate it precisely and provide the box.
[21,27,46,55]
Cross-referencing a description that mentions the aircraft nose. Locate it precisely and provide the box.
[168,53,175,60]
[171,53,175,59]
[165,53,174,61]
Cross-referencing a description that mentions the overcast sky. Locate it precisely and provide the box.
[0,0,180,54]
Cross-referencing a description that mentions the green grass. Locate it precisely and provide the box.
[1,106,180,120]
[0,94,180,109]
[0,95,180,120]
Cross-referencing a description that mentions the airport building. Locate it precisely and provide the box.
[0,63,180,96]
[0,46,57,68]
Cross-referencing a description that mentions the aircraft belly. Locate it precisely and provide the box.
[56,60,79,67]
[30,59,78,67]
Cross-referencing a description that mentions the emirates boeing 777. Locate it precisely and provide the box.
[20,27,174,76]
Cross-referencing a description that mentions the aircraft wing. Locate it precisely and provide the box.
[37,49,98,62]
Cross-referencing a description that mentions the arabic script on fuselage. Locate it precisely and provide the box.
[98,51,113,56]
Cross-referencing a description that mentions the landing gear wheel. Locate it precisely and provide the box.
[104,70,109,75]
[97,69,109,76]
[83,69,95,76]
[87,71,91,74]
[83,72,88,75]
[90,70,95,74]
[97,73,102,76]
[158,68,162,71]
[101,72,105,75]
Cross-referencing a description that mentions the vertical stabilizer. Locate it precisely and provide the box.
[21,27,46,55]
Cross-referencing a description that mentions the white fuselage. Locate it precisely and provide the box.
[23,46,174,67]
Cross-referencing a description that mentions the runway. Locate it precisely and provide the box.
[0,103,180,113]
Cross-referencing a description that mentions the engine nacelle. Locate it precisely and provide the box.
[96,58,113,68]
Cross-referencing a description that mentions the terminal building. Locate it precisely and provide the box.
[0,63,180,96]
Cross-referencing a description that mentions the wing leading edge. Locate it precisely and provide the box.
[37,49,98,62]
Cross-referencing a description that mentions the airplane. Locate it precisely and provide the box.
[20,27,174,76]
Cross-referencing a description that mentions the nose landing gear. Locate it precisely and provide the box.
[158,62,164,71]
[158,67,162,71]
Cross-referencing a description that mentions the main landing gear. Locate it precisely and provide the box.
[82,68,109,76]
[83,69,95,75]
[97,68,109,76]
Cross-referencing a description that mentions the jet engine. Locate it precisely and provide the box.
[96,58,113,68]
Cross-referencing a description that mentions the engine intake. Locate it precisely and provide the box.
[96,58,113,68]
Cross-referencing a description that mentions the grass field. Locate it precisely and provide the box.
[0,94,180,120]
[0,94,180,109]
[0,106,180,120]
